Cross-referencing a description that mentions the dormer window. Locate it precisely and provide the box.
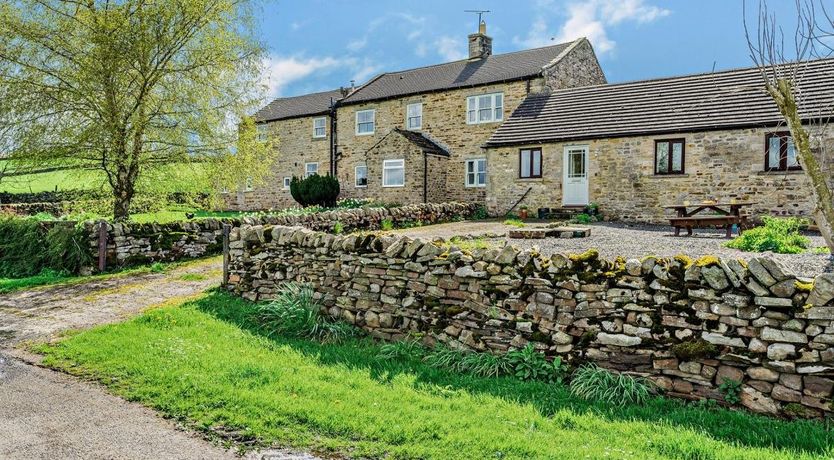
[467,93,503,124]
[313,117,326,138]
[356,109,375,135]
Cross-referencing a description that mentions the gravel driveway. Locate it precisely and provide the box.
[392,220,833,278]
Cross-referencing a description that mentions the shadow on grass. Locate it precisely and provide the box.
[195,290,834,456]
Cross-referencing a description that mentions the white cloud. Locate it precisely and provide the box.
[261,56,342,97]
[514,0,670,54]
[346,37,368,52]
[434,36,466,61]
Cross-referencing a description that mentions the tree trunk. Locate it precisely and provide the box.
[767,78,834,253]
[112,168,136,221]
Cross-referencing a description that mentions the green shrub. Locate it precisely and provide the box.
[569,364,653,406]
[289,174,340,208]
[472,205,489,220]
[505,344,568,383]
[571,213,595,224]
[725,216,810,254]
[380,219,394,231]
[0,216,92,277]
[812,246,831,255]
[332,221,344,234]
[256,282,355,343]
[718,378,742,405]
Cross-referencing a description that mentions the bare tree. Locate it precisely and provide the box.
[745,0,834,252]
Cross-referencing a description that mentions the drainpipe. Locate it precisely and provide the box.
[329,98,338,176]
[423,151,428,204]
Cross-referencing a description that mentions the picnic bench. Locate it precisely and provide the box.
[664,202,752,238]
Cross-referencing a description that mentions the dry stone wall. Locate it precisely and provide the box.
[226,225,834,418]
[84,203,476,270]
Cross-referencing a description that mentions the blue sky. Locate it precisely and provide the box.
[258,0,800,99]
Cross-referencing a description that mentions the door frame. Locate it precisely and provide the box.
[562,145,590,206]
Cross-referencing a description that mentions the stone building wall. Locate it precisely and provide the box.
[486,126,834,222]
[543,38,607,90]
[335,80,535,207]
[226,225,834,418]
[226,114,332,211]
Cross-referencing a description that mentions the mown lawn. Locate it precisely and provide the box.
[37,292,834,460]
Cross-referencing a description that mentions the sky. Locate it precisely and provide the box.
[258,0,802,100]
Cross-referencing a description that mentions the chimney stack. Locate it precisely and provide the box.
[468,20,492,60]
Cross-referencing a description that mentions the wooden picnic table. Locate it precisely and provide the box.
[663,202,753,238]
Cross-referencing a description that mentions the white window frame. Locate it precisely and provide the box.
[466,92,503,124]
[256,124,268,142]
[313,117,327,138]
[406,102,422,130]
[382,159,405,188]
[305,162,319,178]
[465,158,487,187]
[283,177,291,190]
[355,165,368,188]
[355,109,375,135]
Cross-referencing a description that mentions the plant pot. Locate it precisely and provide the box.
[519,209,528,219]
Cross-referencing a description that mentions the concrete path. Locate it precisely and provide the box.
[0,258,319,460]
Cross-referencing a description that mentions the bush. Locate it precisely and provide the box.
[472,205,489,220]
[569,364,654,406]
[255,282,355,343]
[0,216,92,277]
[725,216,810,254]
[380,219,394,231]
[290,175,340,208]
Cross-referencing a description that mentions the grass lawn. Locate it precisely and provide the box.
[36,291,833,460]
[128,205,246,224]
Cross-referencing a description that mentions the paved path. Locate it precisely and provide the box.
[0,258,319,460]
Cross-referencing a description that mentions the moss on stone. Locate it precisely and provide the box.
[674,254,693,269]
[671,339,718,360]
[794,280,814,293]
[568,248,599,264]
[694,255,721,268]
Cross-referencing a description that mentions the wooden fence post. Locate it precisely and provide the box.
[222,224,231,286]
[97,220,108,272]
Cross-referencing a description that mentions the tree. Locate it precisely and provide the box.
[0,0,272,219]
[744,0,834,252]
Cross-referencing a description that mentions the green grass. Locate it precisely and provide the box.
[128,206,246,224]
[812,246,831,255]
[36,291,833,459]
[0,257,219,294]
[503,218,525,228]
[0,167,105,193]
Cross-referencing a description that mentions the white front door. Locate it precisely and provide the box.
[563,146,589,206]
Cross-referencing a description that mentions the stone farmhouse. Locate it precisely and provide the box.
[235,21,834,223]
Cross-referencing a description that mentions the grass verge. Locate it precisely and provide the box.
[0,256,220,294]
[35,290,833,459]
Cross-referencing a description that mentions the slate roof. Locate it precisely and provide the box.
[486,58,834,147]
[254,89,343,123]
[340,41,577,105]
[393,129,450,156]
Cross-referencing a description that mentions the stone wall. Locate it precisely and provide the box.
[226,226,834,418]
[86,202,477,271]
[485,126,834,222]
[543,38,607,90]
[226,114,332,211]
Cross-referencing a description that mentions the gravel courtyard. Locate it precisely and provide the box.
[392,220,833,278]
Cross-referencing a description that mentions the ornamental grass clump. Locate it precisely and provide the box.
[725,216,810,254]
[569,364,654,406]
[256,282,355,343]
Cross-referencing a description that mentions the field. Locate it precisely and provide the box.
[36,291,834,460]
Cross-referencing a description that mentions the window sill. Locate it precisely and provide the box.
[312,136,327,140]
[355,132,375,136]
[757,170,803,176]
[355,185,368,188]
[516,177,543,182]
[648,173,690,179]
[465,184,487,188]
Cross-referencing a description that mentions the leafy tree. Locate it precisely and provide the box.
[745,0,834,252]
[0,0,272,219]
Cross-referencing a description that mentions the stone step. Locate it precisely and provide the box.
[508,227,591,239]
